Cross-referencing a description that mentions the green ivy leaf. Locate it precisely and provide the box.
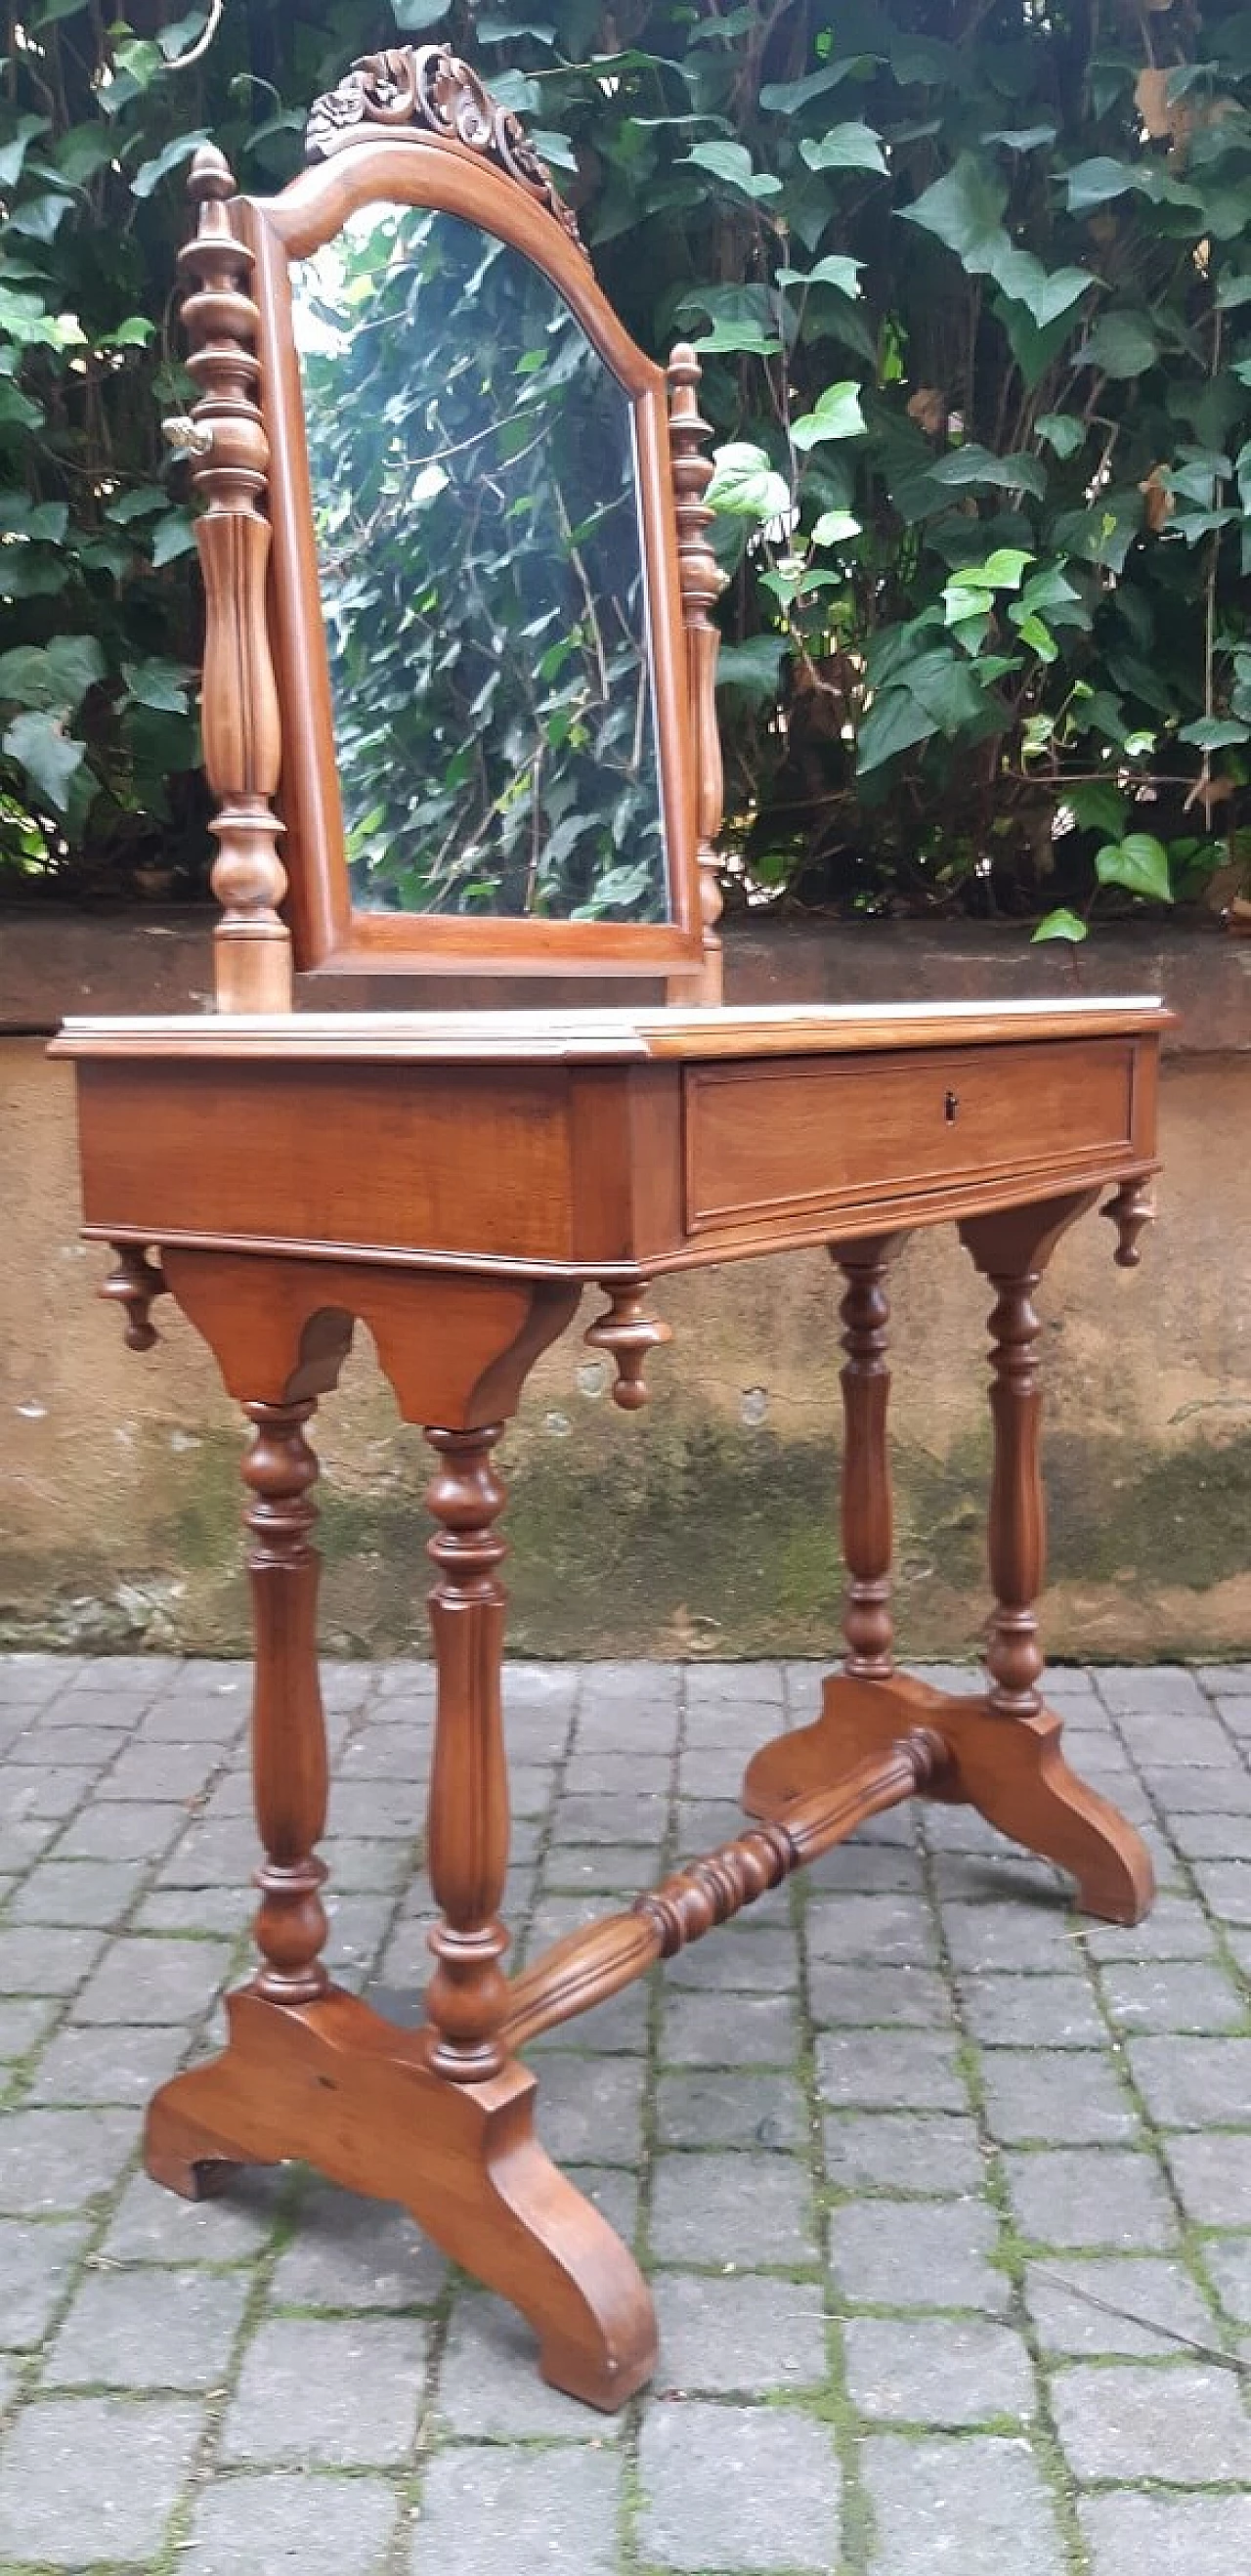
[776,255,863,300]
[1177,717,1251,749]
[1063,156,1144,212]
[121,656,194,714]
[799,122,887,176]
[2,707,85,810]
[150,511,197,567]
[759,63,864,114]
[791,380,867,450]
[857,689,940,772]
[1076,312,1159,378]
[1032,907,1088,942]
[716,634,789,698]
[689,320,783,356]
[705,442,791,523]
[897,153,1007,264]
[0,633,104,710]
[130,131,209,199]
[1036,413,1087,459]
[683,141,782,199]
[928,444,1047,500]
[811,508,862,546]
[0,114,49,190]
[1095,833,1173,901]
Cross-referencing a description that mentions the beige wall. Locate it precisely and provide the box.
[2,1025,1247,1662]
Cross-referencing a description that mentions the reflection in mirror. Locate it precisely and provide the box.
[291,205,668,923]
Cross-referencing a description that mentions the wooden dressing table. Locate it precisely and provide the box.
[54,46,1167,2412]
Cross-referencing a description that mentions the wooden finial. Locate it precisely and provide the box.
[99,1244,169,1351]
[1102,1177,1155,1268]
[583,1285,672,1411]
[177,148,291,1013]
[668,342,725,1005]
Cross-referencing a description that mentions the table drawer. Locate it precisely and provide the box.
[682,1038,1142,1240]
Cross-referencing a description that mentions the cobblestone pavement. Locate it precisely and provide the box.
[2,1655,1251,2573]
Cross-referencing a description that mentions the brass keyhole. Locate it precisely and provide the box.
[944,1090,960,1123]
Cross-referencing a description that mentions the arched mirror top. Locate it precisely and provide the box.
[176,43,718,996]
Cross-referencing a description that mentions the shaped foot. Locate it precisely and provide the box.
[744,1673,1154,1927]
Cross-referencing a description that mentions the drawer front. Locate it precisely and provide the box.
[683,1038,1142,1240]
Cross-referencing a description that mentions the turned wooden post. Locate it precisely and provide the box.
[176,147,291,1013]
[423,1424,511,2081]
[241,1398,329,2000]
[959,1197,1096,1722]
[831,1236,905,1681]
[668,342,724,1004]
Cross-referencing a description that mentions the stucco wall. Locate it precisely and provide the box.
[1,918,1247,1660]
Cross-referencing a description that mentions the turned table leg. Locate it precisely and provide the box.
[422,1424,511,2079]
[745,1200,1154,1926]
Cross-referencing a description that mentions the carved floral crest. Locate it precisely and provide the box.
[305,44,588,262]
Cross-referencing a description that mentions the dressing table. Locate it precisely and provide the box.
[54,46,1168,2411]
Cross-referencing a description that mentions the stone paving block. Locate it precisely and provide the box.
[661,1986,799,2068]
[960,1971,1105,2049]
[1125,2031,1251,2126]
[562,1746,672,1795]
[44,2261,249,2388]
[56,1797,185,1861]
[808,1962,953,2029]
[0,1923,105,1995]
[412,2444,619,2576]
[1082,2491,1251,2576]
[1023,2253,1216,2358]
[320,1834,413,1893]
[1098,1957,1248,2032]
[0,2215,92,2346]
[8,1720,129,1768]
[1164,1807,1251,1857]
[1114,1710,1235,1768]
[0,2107,135,2213]
[542,1840,663,1896]
[654,2270,828,2392]
[1213,1694,1251,1735]
[862,2433,1066,2576]
[0,1814,61,1875]
[11,1760,115,1819]
[1198,1663,1251,1691]
[824,2112,987,2197]
[71,1931,233,2025]
[221,2314,428,2465]
[0,2391,204,2563]
[1188,1858,1251,1922]
[1080,1893,1219,1961]
[27,2019,189,2106]
[843,2313,1034,2424]
[1154,1767,1251,1813]
[650,2149,817,2265]
[1096,1665,1210,1719]
[1203,2232,1251,2323]
[271,2178,447,2310]
[548,1789,669,1847]
[438,2289,624,2438]
[1050,2358,1251,2480]
[0,1994,58,2058]
[1003,2146,1177,2249]
[663,1924,797,1996]
[805,1840,925,1895]
[806,1890,939,1966]
[0,1651,85,1700]
[7,1855,150,1927]
[133,1884,250,1937]
[567,2160,640,2248]
[657,2068,806,2152]
[940,1899,1082,1974]
[534,2051,645,2165]
[42,1688,145,1730]
[98,1739,223,1802]
[183,2469,399,2576]
[1161,2128,1251,2227]
[978,2045,1139,2146]
[818,2028,969,2115]
[103,2163,287,2261]
[686,1660,784,1706]
[830,2195,1007,2314]
[638,2398,840,2572]
[69,1655,181,1696]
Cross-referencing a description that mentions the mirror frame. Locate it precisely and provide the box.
[227,57,706,983]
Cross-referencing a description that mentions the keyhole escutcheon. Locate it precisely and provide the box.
[944,1089,960,1124]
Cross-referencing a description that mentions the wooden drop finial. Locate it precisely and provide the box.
[584,1285,672,1411]
[100,1245,169,1351]
[667,343,725,1005]
[1102,1177,1155,1268]
[177,148,291,1014]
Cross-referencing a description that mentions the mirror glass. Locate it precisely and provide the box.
[291,205,669,923]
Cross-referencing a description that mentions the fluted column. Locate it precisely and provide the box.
[241,1398,329,2001]
[422,1424,511,2081]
